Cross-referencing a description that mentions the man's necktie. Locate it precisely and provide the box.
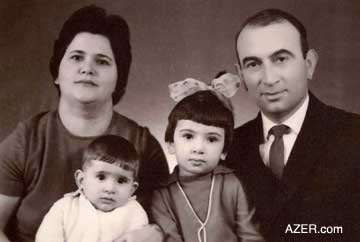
[269,124,290,179]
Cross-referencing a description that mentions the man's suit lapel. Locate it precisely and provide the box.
[249,114,273,174]
[273,93,329,217]
[248,114,283,225]
[242,94,330,223]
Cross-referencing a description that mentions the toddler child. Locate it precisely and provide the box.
[36,135,148,242]
[151,86,263,242]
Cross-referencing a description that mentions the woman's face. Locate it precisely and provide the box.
[55,32,118,105]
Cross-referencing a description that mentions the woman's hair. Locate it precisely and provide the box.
[83,135,139,180]
[49,5,131,105]
[165,90,234,153]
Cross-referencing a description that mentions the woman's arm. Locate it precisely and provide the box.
[0,194,20,242]
[136,127,169,214]
[0,121,28,242]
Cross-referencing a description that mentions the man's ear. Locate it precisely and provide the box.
[131,182,139,195]
[166,142,176,155]
[74,169,84,189]
[54,78,59,85]
[235,63,248,91]
[305,49,318,80]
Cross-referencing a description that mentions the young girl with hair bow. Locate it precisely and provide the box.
[150,72,264,242]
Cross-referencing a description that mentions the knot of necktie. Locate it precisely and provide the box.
[269,124,290,138]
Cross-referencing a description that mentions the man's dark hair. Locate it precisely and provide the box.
[237,8,308,58]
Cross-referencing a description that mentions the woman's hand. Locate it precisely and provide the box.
[114,224,163,242]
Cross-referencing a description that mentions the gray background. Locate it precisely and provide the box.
[1,0,359,169]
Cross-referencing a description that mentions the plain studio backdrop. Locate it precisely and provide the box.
[1,0,359,170]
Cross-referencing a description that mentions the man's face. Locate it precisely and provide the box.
[237,21,317,122]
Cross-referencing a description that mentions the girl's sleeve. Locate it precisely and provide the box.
[150,190,184,242]
[35,198,66,242]
[235,179,264,242]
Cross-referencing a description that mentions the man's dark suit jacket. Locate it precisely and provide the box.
[226,93,360,242]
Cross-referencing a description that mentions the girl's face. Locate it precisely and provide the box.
[55,32,118,105]
[168,119,226,177]
[76,160,138,212]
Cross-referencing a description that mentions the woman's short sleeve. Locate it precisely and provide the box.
[0,121,28,196]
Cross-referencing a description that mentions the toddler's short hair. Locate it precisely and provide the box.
[83,135,139,180]
[165,90,234,153]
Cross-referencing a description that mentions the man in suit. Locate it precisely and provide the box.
[226,8,360,242]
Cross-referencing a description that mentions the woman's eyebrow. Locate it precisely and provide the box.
[96,53,113,60]
[67,50,113,61]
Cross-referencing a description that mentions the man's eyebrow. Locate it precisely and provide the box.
[270,49,295,58]
[241,49,296,66]
[242,56,261,66]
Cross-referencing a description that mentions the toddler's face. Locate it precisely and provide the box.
[168,119,225,177]
[76,160,138,212]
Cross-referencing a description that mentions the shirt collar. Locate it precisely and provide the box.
[261,93,309,140]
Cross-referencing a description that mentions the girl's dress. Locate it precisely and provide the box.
[151,165,263,242]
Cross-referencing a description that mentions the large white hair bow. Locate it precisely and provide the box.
[169,73,241,102]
